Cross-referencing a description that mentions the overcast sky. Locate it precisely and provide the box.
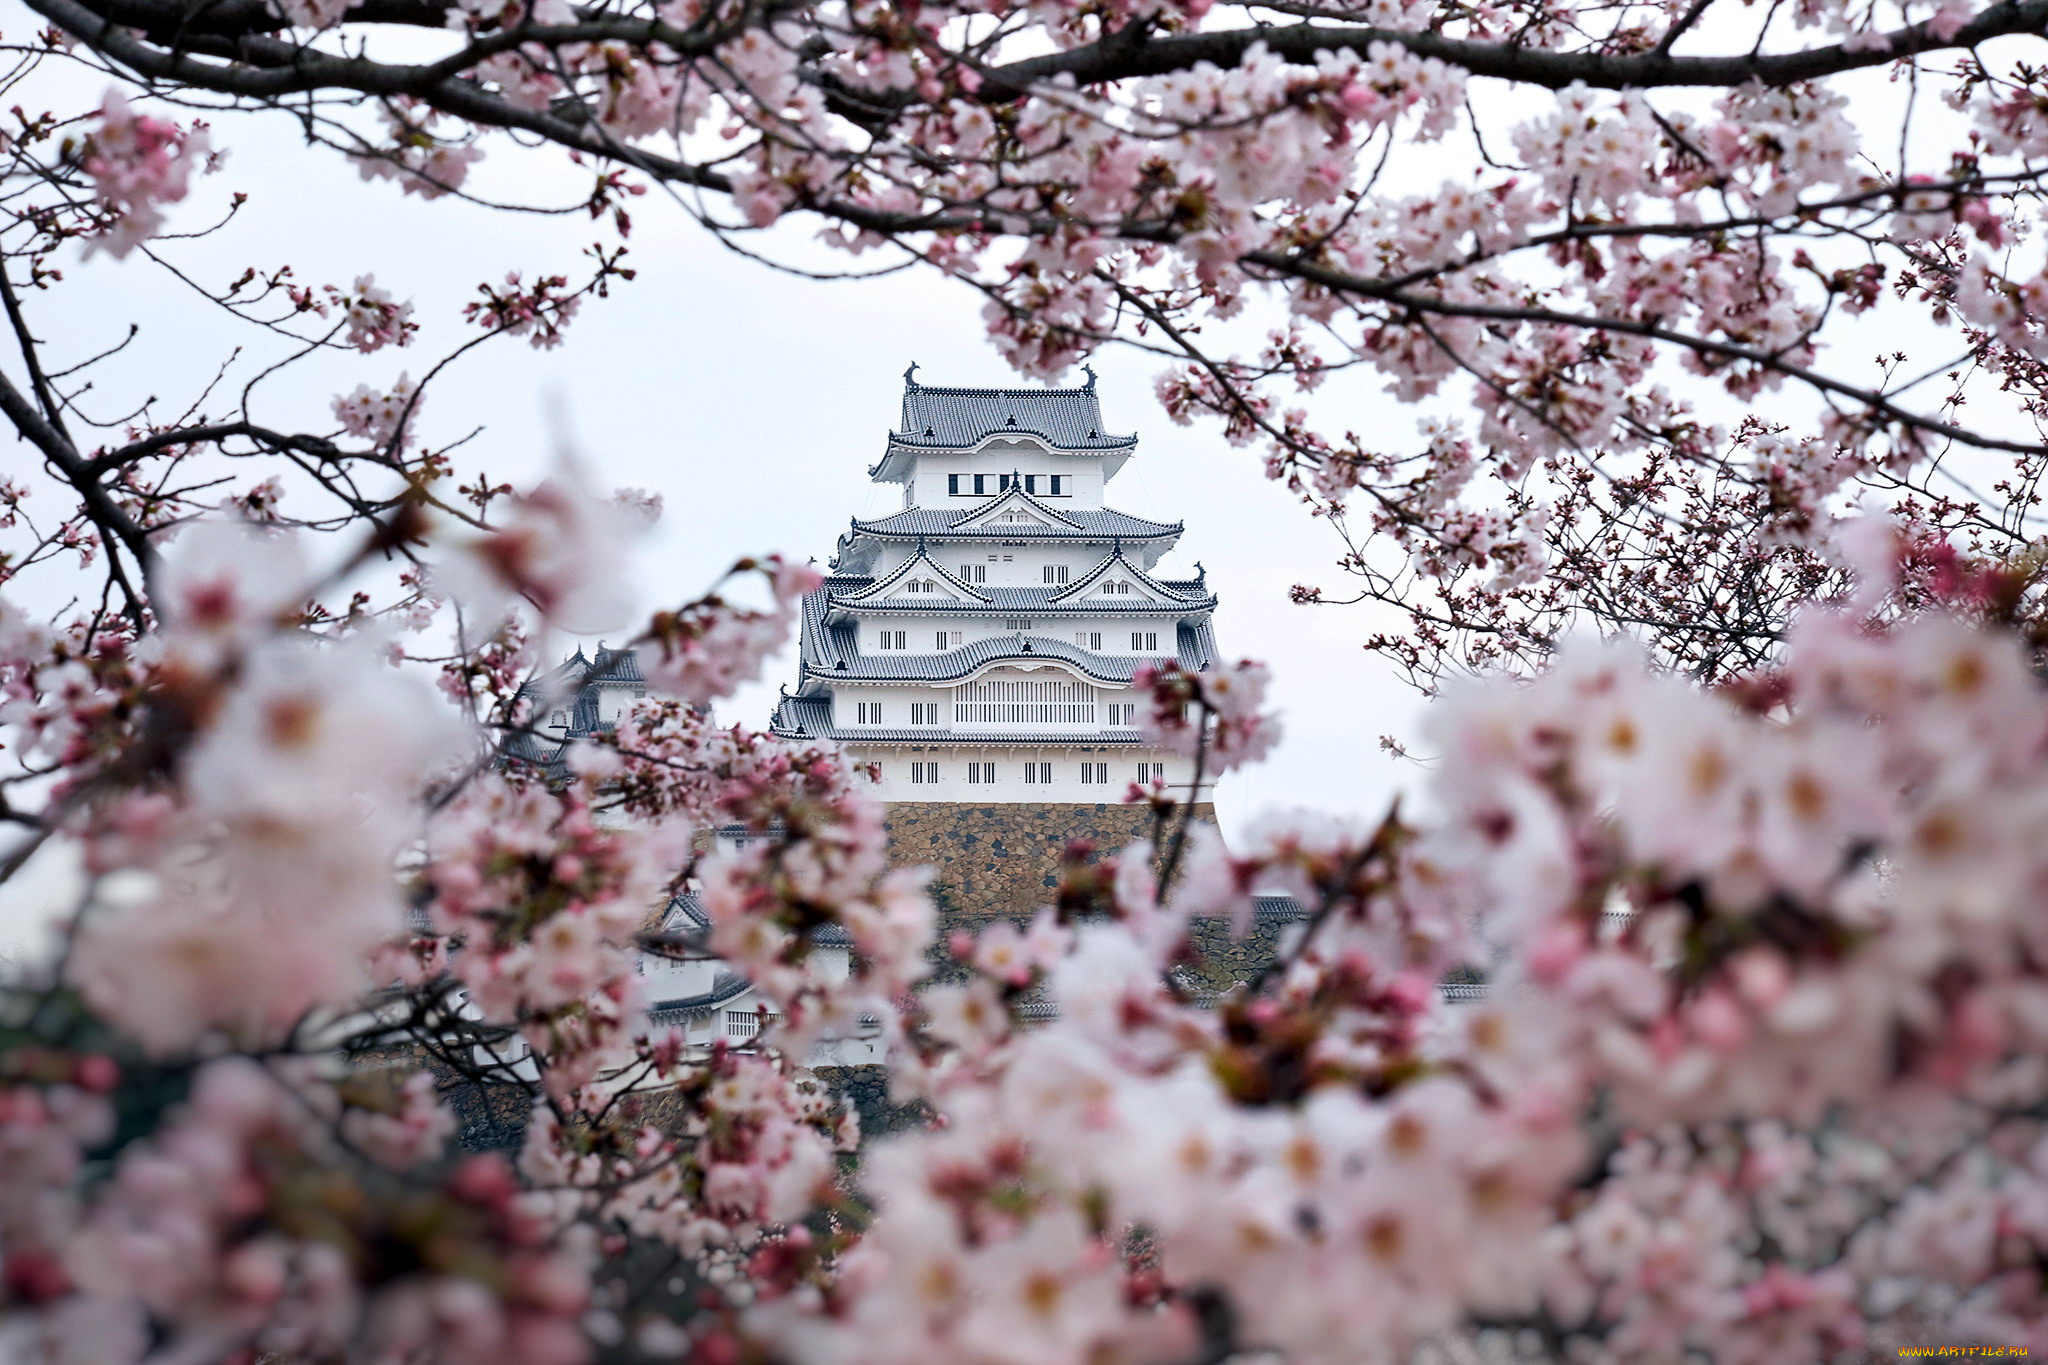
[9,29,2026,960]
[10,57,1431,875]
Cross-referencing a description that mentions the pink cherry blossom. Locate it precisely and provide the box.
[76,91,213,258]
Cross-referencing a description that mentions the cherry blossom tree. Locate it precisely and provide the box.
[18,0,2048,678]
[4,0,2048,1361]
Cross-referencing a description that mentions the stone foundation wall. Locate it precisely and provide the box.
[882,800,1217,921]
[813,1065,930,1141]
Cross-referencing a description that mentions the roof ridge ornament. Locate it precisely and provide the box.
[904,361,920,389]
[1081,363,1097,392]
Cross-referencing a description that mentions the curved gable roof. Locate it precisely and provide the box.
[848,505,1181,543]
[948,485,1082,532]
[1049,544,1202,605]
[834,545,990,606]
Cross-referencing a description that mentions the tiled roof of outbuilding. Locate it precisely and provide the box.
[500,647,646,779]
[645,894,851,1020]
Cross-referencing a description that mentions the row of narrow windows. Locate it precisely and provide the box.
[957,677,1095,723]
[876,630,1160,652]
[853,700,1138,726]
[911,762,1165,784]
[949,473,1066,496]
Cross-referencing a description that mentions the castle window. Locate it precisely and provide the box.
[1043,564,1070,585]
[966,762,996,784]
[1080,763,1108,784]
[909,762,939,784]
[1075,631,1102,650]
[1049,475,1064,495]
[959,563,987,583]
[1108,702,1134,725]
[911,702,940,725]
[998,474,1012,491]
[1021,762,1052,783]
[856,701,883,724]
[878,630,908,650]
[974,474,988,495]
[1102,580,1133,596]
[1005,618,1032,630]
[726,1010,762,1039]
[1024,475,1037,493]
[1130,631,1158,652]
[1137,762,1161,784]
[948,474,960,496]
[906,578,935,593]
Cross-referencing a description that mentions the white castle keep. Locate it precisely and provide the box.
[769,366,1222,804]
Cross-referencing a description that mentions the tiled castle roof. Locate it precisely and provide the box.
[647,893,850,1021]
[500,646,645,777]
[827,571,1215,616]
[887,368,1135,452]
[836,585,1215,614]
[849,504,1180,541]
[797,582,1219,685]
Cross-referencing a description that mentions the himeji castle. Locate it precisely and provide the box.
[501,372,1289,1088]
[769,366,1222,812]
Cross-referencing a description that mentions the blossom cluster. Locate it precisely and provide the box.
[75,92,214,258]
[1130,658,1280,776]
[0,448,897,1358]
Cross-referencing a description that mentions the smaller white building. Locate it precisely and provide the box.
[510,660,884,1067]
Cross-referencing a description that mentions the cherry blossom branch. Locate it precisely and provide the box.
[972,0,2048,96]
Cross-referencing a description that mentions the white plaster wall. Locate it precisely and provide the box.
[831,670,1168,733]
[595,683,641,723]
[861,542,1092,588]
[944,544,1110,587]
[851,744,1208,803]
[640,954,724,1002]
[850,613,1176,651]
[830,683,956,728]
[908,443,1108,507]
[865,537,1176,585]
